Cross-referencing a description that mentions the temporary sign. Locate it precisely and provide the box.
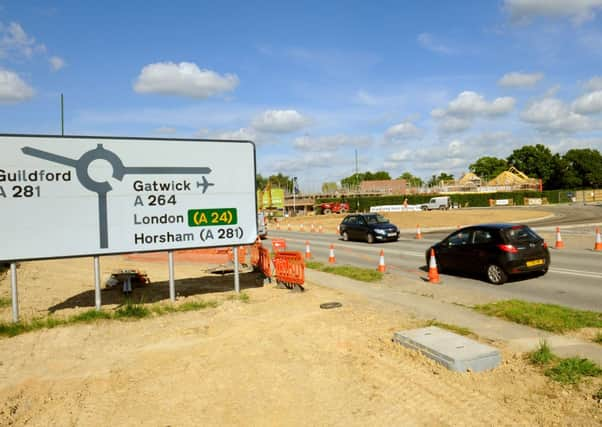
[0,135,257,262]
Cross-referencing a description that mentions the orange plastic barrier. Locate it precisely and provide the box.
[258,246,272,278]
[227,246,247,264]
[272,251,305,291]
[271,238,287,253]
[251,243,260,267]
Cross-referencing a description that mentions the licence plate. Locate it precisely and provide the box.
[526,259,544,267]
[387,233,397,237]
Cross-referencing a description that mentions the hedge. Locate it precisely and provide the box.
[316,189,576,212]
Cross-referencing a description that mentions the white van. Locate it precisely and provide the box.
[420,196,451,211]
[257,212,268,239]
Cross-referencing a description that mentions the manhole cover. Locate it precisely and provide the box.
[320,302,342,309]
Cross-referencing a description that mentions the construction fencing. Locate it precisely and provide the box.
[272,251,305,291]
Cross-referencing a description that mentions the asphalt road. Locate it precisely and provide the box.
[269,205,602,312]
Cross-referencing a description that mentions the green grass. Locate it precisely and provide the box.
[0,295,228,338]
[425,319,473,336]
[528,340,557,366]
[473,299,602,333]
[526,341,602,385]
[544,357,602,385]
[305,260,383,282]
[114,301,151,319]
[0,297,11,309]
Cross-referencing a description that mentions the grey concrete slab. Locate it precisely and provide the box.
[393,326,501,372]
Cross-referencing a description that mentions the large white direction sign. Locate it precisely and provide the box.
[0,135,257,262]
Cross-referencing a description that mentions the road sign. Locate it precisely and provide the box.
[0,135,257,262]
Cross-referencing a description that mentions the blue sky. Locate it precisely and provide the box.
[1,0,602,192]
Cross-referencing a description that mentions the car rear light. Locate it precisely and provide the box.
[542,241,548,249]
[497,244,518,253]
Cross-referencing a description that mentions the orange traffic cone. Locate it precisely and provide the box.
[328,244,336,264]
[377,249,386,273]
[595,227,602,251]
[428,249,440,284]
[415,224,423,239]
[554,227,564,249]
[305,241,312,259]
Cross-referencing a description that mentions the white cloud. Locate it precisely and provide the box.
[583,76,602,91]
[133,62,239,98]
[417,33,456,55]
[0,68,34,102]
[207,127,257,141]
[438,117,472,133]
[504,0,602,24]
[49,56,65,71]
[251,110,308,133]
[153,126,177,135]
[498,72,544,87]
[572,90,602,114]
[521,97,593,132]
[447,91,515,116]
[385,121,422,140]
[293,134,373,151]
[353,89,405,106]
[431,91,515,134]
[0,22,46,59]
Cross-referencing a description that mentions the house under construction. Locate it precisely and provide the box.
[437,167,542,193]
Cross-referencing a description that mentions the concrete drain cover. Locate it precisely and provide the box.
[393,326,501,372]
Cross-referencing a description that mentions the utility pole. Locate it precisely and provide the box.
[61,93,64,136]
[293,176,297,216]
[355,149,360,212]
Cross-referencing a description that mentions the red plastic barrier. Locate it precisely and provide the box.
[271,238,287,253]
[272,251,305,290]
[258,247,272,278]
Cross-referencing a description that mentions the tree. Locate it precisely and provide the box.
[256,174,267,191]
[427,173,454,186]
[563,148,602,188]
[340,170,391,189]
[506,144,556,187]
[321,182,338,194]
[397,172,423,187]
[469,157,508,181]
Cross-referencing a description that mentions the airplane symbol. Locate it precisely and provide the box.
[197,176,215,194]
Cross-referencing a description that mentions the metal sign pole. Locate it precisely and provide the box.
[10,262,19,322]
[233,247,240,293]
[168,251,175,301]
[94,256,101,310]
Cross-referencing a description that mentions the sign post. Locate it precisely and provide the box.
[0,135,257,318]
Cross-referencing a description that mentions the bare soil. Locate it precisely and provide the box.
[1,207,601,426]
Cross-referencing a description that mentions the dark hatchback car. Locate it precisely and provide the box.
[339,213,400,243]
[425,223,550,284]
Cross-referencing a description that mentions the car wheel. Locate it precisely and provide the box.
[366,233,375,244]
[323,208,332,214]
[339,208,347,214]
[486,264,507,285]
[342,231,349,241]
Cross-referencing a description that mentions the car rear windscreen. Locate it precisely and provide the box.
[503,226,541,243]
